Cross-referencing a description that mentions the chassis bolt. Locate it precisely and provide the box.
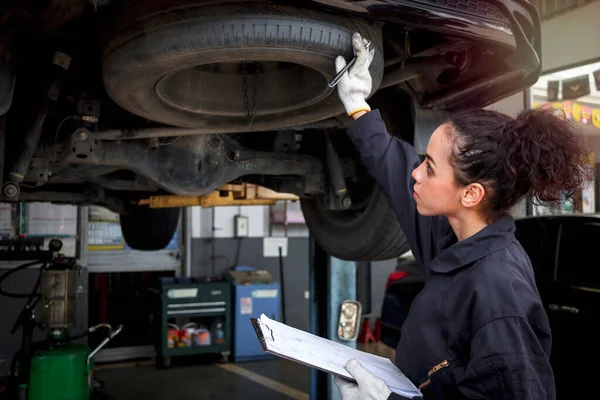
[79,130,89,140]
[3,183,19,198]
[341,196,352,209]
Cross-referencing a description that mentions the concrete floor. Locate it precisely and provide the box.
[94,358,310,400]
[92,343,394,400]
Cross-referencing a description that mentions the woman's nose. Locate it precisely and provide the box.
[412,165,422,183]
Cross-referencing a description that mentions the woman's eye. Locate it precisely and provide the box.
[426,162,433,175]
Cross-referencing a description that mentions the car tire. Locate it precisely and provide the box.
[120,207,180,251]
[102,2,384,131]
[301,186,410,261]
[301,89,414,261]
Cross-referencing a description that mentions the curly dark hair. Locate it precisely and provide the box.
[447,108,593,216]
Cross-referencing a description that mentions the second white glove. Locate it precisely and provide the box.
[334,359,392,400]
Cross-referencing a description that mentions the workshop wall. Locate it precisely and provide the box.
[541,1,600,73]
[190,237,310,331]
[191,203,309,239]
[585,136,600,158]
[485,92,527,116]
[189,203,311,329]
[369,259,399,317]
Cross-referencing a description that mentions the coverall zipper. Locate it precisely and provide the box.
[418,360,450,389]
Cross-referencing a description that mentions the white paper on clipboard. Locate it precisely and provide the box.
[251,314,422,398]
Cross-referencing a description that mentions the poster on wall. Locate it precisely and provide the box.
[88,206,125,251]
[582,106,591,124]
[25,204,77,237]
[533,101,600,129]
[572,102,582,121]
[88,221,125,250]
[547,80,559,101]
[593,109,600,128]
[561,75,591,100]
[0,203,12,236]
[582,181,595,213]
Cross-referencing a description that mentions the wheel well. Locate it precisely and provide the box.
[370,86,450,154]
[369,87,416,145]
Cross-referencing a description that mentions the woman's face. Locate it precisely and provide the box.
[411,123,464,217]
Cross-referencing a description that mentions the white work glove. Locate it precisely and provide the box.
[334,359,392,400]
[335,32,375,117]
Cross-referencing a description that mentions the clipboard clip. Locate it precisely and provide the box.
[250,318,275,343]
[265,324,275,341]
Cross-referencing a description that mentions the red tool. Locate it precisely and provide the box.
[373,318,382,342]
[358,319,376,343]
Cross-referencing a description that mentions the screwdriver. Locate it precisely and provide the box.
[328,40,372,88]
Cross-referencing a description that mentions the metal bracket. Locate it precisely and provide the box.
[71,128,95,160]
[137,183,299,209]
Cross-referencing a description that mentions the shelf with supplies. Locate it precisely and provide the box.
[153,277,232,369]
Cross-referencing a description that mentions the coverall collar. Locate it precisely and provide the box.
[430,214,515,274]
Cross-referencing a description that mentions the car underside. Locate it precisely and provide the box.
[0,0,541,259]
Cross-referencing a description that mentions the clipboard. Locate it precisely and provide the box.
[251,314,422,398]
[251,317,347,379]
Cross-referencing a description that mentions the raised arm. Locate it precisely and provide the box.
[334,32,448,268]
[345,110,447,268]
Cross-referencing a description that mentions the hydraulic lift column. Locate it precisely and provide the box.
[309,238,357,400]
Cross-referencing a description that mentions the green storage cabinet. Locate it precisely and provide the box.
[28,343,92,400]
[156,279,232,368]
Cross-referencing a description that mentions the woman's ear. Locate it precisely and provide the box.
[461,183,485,209]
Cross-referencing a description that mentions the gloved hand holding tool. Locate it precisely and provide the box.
[334,32,375,117]
[334,359,393,400]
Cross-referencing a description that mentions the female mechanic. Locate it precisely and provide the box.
[333,33,591,400]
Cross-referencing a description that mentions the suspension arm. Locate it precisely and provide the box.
[59,129,324,197]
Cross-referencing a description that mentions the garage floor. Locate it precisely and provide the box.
[92,343,394,400]
[94,359,310,400]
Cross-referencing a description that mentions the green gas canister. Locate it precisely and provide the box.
[28,342,92,400]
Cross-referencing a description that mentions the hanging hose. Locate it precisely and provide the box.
[0,260,44,298]
[68,324,113,342]
[90,323,113,334]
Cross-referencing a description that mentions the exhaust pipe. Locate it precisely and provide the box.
[380,56,460,89]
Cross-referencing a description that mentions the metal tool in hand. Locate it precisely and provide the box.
[328,40,372,88]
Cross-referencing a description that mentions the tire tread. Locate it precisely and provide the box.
[120,207,180,251]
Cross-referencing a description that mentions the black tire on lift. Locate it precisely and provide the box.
[101,3,384,130]
[120,207,180,251]
[301,187,411,261]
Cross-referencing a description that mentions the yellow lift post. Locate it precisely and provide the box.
[136,183,300,208]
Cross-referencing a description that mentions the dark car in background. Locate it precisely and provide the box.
[380,215,599,398]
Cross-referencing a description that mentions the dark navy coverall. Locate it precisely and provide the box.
[346,110,556,399]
